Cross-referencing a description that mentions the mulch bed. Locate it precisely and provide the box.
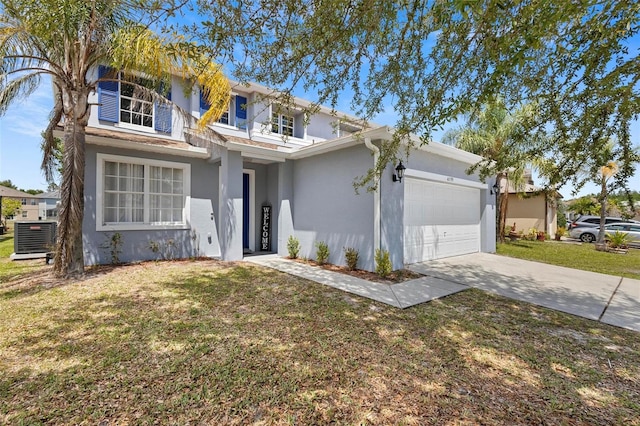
[290,258,423,284]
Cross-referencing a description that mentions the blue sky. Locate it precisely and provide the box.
[0,66,638,198]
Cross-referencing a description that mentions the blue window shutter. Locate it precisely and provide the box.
[236,95,247,120]
[97,65,118,122]
[199,89,210,116]
[155,90,172,133]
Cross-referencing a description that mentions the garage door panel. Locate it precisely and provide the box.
[404,179,480,263]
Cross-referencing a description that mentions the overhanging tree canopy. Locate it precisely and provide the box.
[193,0,639,196]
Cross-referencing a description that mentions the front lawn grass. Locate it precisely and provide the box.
[1,260,639,424]
[498,240,640,280]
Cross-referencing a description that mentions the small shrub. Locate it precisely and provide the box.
[344,247,359,271]
[287,235,300,259]
[101,232,123,264]
[148,239,177,260]
[375,249,392,278]
[315,241,329,265]
[606,231,631,249]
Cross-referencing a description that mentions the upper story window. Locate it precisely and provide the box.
[30,199,37,205]
[119,76,154,129]
[217,109,230,125]
[271,111,294,136]
[20,198,27,205]
[200,90,247,130]
[96,153,190,231]
[97,66,172,134]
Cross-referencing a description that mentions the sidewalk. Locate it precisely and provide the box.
[246,254,467,309]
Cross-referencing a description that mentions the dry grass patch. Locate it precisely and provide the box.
[1,260,639,425]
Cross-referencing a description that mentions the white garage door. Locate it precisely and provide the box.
[404,178,481,263]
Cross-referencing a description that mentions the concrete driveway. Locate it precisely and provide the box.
[408,252,640,332]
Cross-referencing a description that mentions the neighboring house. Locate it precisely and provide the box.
[504,171,558,235]
[71,66,496,271]
[38,190,61,220]
[0,185,40,221]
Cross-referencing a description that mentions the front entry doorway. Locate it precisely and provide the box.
[242,170,255,253]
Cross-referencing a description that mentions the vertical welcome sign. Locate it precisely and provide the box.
[260,204,272,251]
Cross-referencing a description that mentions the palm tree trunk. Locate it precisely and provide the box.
[54,89,89,277]
[596,177,608,247]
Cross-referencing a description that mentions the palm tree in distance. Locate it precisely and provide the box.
[0,0,230,277]
[443,97,539,242]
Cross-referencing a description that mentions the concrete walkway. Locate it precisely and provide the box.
[246,254,467,309]
[247,253,640,333]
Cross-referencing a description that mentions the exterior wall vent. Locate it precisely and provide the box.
[14,221,57,254]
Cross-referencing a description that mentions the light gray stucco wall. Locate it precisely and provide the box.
[379,155,405,270]
[292,145,376,271]
[277,161,294,257]
[305,113,337,142]
[218,150,244,260]
[83,144,220,265]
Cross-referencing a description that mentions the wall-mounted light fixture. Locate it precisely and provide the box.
[392,160,406,183]
[490,182,500,195]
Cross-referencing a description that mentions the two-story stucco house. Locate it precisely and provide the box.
[76,66,496,271]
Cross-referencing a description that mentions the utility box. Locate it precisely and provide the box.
[14,221,57,255]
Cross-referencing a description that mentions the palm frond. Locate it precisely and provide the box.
[0,71,41,114]
[41,92,64,183]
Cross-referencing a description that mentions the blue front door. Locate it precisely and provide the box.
[243,173,250,250]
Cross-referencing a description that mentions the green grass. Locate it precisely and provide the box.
[498,240,640,279]
[0,227,47,284]
[1,260,639,424]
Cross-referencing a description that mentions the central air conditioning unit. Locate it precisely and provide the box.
[14,221,57,255]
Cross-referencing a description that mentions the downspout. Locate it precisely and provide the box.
[364,137,381,253]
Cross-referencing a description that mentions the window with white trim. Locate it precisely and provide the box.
[119,76,154,129]
[217,109,230,125]
[97,154,190,230]
[21,211,28,218]
[271,111,294,136]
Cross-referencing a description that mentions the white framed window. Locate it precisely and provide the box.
[21,211,28,218]
[119,76,154,130]
[96,153,190,231]
[217,108,230,125]
[21,198,27,205]
[271,111,294,136]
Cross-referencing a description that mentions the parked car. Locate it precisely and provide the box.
[569,222,640,245]
[568,215,640,230]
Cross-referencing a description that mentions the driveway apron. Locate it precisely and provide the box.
[408,252,640,332]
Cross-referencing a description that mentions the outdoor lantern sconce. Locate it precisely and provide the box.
[491,183,500,195]
[392,160,406,183]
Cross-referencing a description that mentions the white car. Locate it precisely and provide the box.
[569,222,640,245]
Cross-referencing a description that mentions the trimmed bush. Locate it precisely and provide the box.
[315,241,329,265]
[287,235,300,259]
[375,249,392,278]
[344,247,359,271]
